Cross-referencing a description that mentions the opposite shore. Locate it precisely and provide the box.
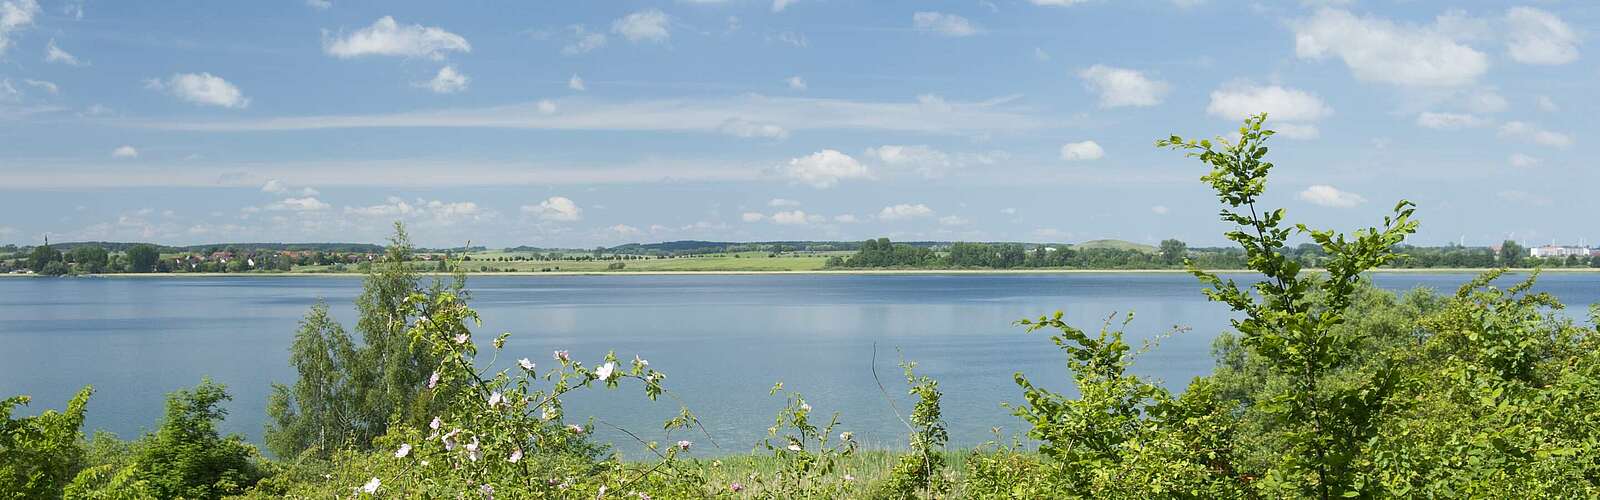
[5,267,1598,278]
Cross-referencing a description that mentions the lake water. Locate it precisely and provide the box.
[2,272,1595,458]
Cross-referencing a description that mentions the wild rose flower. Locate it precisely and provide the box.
[361,477,380,493]
[800,403,812,412]
[454,333,470,344]
[787,443,803,452]
[675,440,692,451]
[479,483,495,499]
[394,443,411,458]
[466,438,482,462]
[596,362,616,381]
[567,424,584,434]
[430,416,442,430]
[488,391,503,407]
[442,429,462,450]
[598,485,608,498]
[542,407,559,421]
[553,350,570,362]
[634,355,649,367]
[839,431,853,442]
[844,474,856,482]
[427,371,440,389]
[729,482,744,493]
[518,358,535,371]
[508,448,523,463]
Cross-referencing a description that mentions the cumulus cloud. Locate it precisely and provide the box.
[786,76,807,91]
[1505,7,1578,65]
[781,149,870,188]
[418,65,469,94]
[262,179,287,193]
[864,144,958,177]
[719,118,789,140]
[561,25,607,55]
[1297,185,1366,208]
[268,197,332,212]
[612,9,670,43]
[938,215,970,226]
[1535,96,1558,112]
[1292,8,1488,87]
[1151,205,1170,215]
[146,72,250,108]
[833,214,859,223]
[741,212,765,222]
[609,224,642,237]
[521,196,582,221]
[1078,65,1169,108]
[1498,121,1572,148]
[44,39,84,66]
[536,99,557,114]
[1059,140,1104,161]
[768,198,800,207]
[568,74,586,91]
[913,12,980,37]
[324,16,470,60]
[346,197,489,222]
[1460,89,1508,114]
[771,0,798,13]
[111,145,138,158]
[1416,112,1485,130]
[1207,84,1329,139]
[770,210,812,225]
[0,0,40,58]
[878,203,934,221]
[22,78,55,94]
[1508,153,1539,169]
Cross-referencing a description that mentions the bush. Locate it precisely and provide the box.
[0,386,92,498]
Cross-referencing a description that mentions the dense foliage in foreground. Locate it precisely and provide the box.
[5,116,1600,499]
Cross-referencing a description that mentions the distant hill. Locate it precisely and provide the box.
[1070,239,1157,253]
[43,242,385,253]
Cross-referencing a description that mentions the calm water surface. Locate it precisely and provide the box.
[2,273,1595,457]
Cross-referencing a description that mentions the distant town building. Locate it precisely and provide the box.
[1529,245,1596,258]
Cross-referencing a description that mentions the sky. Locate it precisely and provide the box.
[0,0,1594,248]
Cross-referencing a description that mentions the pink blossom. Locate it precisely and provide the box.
[466,438,481,461]
[427,371,440,389]
[675,440,692,451]
[729,482,744,493]
[454,333,470,344]
[844,474,856,482]
[394,443,411,458]
[361,477,380,493]
[566,424,584,434]
[553,350,570,362]
[518,358,536,371]
[508,448,523,463]
[488,391,503,407]
[479,483,495,499]
[633,355,649,367]
[596,362,617,381]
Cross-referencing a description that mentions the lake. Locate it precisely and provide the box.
[2,272,1595,457]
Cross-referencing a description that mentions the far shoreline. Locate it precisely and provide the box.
[4,267,1597,279]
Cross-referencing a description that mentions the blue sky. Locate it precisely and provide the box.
[0,0,1593,248]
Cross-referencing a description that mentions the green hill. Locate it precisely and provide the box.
[1070,239,1157,253]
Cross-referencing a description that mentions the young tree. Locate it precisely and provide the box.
[1158,239,1188,266]
[0,386,92,498]
[66,246,110,273]
[1497,240,1526,267]
[28,244,62,272]
[132,380,261,499]
[125,244,161,273]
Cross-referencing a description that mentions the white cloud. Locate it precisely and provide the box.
[346,197,489,222]
[261,179,286,193]
[1059,140,1104,161]
[1078,65,1169,108]
[1461,89,1508,114]
[1273,123,1321,139]
[1296,185,1366,208]
[1027,0,1090,5]
[305,0,331,9]
[878,203,934,221]
[718,118,789,140]
[833,214,859,223]
[536,99,557,114]
[22,78,55,94]
[938,215,970,226]
[609,224,642,237]
[1207,84,1331,122]
[1498,121,1572,148]
[147,73,249,108]
[1292,8,1489,87]
[0,0,40,58]
[418,65,469,94]
[324,16,470,60]
[780,149,870,188]
[770,210,811,225]
[561,25,607,55]
[740,212,765,222]
[1416,112,1485,130]
[1496,190,1551,207]
[521,196,582,221]
[111,145,138,158]
[768,198,800,207]
[1508,153,1539,169]
[1151,205,1170,215]
[1535,95,1558,112]
[865,145,952,177]
[612,9,670,43]
[913,12,980,37]
[1000,207,1017,215]
[786,76,807,91]
[568,74,586,91]
[269,197,332,212]
[771,0,798,13]
[44,39,84,66]
[1505,7,1578,65]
